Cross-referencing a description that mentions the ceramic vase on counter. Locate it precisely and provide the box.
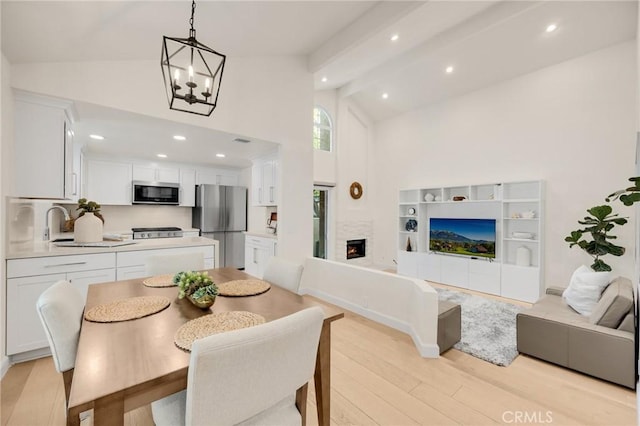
[74,212,103,243]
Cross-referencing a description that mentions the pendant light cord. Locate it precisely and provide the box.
[190,0,196,32]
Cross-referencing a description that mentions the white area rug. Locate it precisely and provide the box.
[436,287,523,366]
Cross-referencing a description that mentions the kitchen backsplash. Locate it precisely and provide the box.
[59,203,194,233]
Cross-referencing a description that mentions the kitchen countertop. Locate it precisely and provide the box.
[6,236,217,260]
[244,231,278,240]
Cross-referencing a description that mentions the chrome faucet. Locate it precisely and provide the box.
[43,206,71,241]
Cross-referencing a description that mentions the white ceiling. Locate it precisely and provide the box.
[2,1,638,165]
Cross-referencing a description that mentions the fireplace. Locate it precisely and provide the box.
[346,239,366,259]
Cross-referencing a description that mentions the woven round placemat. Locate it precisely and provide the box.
[174,311,266,351]
[142,274,177,288]
[84,296,171,323]
[217,279,271,297]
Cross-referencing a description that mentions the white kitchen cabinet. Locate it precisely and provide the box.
[244,235,277,278]
[116,245,216,280]
[197,169,239,186]
[133,165,179,183]
[85,159,133,205]
[251,155,279,206]
[180,168,196,207]
[6,253,116,356]
[13,92,75,200]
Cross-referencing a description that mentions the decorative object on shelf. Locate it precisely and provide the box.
[512,232,533,239]
[161,0,226,117]
[74,212,103,243]
[453,196,466,201]
[521,210,535,219]
[434,195,442,202]
[407,207,416,215]
[511,212,521,218]
[516,246,531,267]
[405,219,418,232]
[565,205,626,272]
[406,236,412,252]
[349,181,363,199]
[424,193,435,202]
[174,270,219,309]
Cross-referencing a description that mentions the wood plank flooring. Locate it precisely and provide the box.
[2,296,636,426]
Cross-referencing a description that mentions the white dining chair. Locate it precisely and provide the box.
[145,252,205,276]
[151,306,325,426]
[36,280,85,417]
[262,257,304,293]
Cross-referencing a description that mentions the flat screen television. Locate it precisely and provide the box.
[429,218,496,258]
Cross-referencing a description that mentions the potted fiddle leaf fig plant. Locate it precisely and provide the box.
[606,176,640,206]
[565,205,627,272]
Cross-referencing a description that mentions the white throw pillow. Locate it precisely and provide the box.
[562,265,611,316]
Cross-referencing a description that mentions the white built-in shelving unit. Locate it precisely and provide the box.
[397,180,544,303]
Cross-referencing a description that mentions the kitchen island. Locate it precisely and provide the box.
[5,236,219,361]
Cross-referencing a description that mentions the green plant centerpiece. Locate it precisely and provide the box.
[606,177,640,206]
[77,198,104,223]
[565,205,627,272]
[174,271,219,309]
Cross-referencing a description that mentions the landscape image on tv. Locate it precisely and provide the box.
[429,218,496,258]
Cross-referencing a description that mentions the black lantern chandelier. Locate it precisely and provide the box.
[161,0,226,116]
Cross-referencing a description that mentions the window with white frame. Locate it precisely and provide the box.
[313,106,332,152]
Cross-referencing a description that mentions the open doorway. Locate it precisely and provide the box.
[313,187,330,259]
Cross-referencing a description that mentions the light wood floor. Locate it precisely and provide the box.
[2,296,637,426]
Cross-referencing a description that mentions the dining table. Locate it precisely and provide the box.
[67,267,344,426]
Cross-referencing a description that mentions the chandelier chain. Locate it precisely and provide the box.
[189,0,196,32]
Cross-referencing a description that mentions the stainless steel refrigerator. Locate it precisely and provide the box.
[192,185,247,269]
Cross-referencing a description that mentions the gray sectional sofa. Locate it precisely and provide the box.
[517,277,636,388]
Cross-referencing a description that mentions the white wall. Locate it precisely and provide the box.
[372,41,638,286]
[9,56,314,265]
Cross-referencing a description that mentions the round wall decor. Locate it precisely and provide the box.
[350,182,363,199]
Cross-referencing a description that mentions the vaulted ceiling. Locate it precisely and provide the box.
[2,1,637,165]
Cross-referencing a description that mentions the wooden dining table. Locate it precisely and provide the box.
[67,268,344,426]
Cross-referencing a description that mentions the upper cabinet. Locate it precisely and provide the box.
[85,159,133,205]
[251,154,279,206]
[132,165,179,183]
[13,91,76,200]
[180,168,196,207]
[196,169,239,186]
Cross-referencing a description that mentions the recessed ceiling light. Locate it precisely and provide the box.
[382,93,389,100]
[173,135,186,141]
[445,66,454,74]
[216,153,226,158]
[89,134,104,140]
[390,34,399,42]
[546,23,558,33]
[321,76,328,83]
[157,154,167,158]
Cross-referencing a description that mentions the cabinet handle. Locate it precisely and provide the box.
[270,187,274,203]
[72,172,78,196]
[253,248,258,264]
[258,188,262,204]
[45,261,87,268]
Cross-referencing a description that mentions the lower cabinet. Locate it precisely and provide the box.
[115,245,216,281]
[6,253,116,356]
[244,236,277,278]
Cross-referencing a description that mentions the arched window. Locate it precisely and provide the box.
[313,106,332,152]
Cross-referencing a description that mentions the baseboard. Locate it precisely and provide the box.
[0,356,11,379]
[302,288,439,358]
[8,347,51,364]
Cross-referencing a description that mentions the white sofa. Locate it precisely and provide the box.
[299,258,440,358]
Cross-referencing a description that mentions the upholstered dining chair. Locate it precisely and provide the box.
[262,256,304,293]
[151,306,325,426]
[36,280,85,417]
[145,252,205,276]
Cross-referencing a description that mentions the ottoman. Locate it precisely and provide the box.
[438,300,461,354]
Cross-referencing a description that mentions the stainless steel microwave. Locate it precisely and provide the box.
[132,181,180,205]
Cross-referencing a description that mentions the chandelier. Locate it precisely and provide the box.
[161,0,226,116]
